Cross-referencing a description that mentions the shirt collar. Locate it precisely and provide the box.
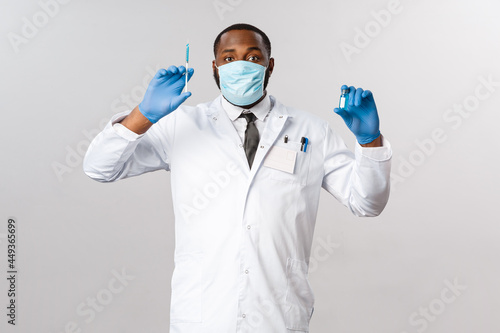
[221,93,272,122]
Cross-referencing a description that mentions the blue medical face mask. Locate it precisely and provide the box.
[216,61,267,106]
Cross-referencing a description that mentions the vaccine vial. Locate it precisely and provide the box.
[339,88,349,110]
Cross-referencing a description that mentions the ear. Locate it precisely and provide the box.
[212,60,217,72]
[268,57,275,76]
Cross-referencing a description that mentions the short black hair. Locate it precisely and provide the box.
[213,23,271,58]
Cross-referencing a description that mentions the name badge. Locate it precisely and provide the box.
[263,145,297,174]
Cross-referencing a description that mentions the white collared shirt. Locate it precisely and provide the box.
[220,93,272,144]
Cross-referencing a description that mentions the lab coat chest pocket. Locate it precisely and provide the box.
[266,141,311,186]
[284,258,314,331]
[170,253,203,323]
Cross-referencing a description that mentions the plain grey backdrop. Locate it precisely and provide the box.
[1,0,499,332]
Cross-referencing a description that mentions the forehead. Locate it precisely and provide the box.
[217,29,265,53]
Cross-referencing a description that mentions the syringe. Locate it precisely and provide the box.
[184,41,189,93]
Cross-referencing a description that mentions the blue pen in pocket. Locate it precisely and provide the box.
[300,137,309,152]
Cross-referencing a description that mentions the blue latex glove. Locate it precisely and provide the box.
[334,85,381,144]
[139,65,194,123]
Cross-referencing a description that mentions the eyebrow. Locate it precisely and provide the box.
[221,46,263,53]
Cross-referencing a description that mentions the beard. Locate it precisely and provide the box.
[213,66,271,91]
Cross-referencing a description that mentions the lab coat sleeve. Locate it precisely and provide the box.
[321,123,392,217]
[83,110,172,182]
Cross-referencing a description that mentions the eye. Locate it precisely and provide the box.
[224,57,234,62]
[248,56,260,61]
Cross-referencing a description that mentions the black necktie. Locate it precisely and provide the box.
[239,112,259,168]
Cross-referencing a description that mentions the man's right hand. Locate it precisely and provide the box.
[138,66,194,124]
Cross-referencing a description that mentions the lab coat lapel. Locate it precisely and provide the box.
[204,96,292,180]
[205,96,250,171]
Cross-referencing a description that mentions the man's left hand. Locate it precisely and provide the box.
[334,85,381,145]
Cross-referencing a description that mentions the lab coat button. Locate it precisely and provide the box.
[260,145,264,149]
[247,225,251,229]
[239,144,243,148]
[245,269,249,274]
[213,117,217,120]
[242,314,246,318]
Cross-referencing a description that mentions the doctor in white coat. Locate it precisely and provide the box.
[84,23,392,333]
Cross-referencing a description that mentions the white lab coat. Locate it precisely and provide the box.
[83,95,392,333]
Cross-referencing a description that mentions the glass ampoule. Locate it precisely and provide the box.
[339,88,349,110]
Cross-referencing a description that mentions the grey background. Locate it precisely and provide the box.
[1,0,499,332]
